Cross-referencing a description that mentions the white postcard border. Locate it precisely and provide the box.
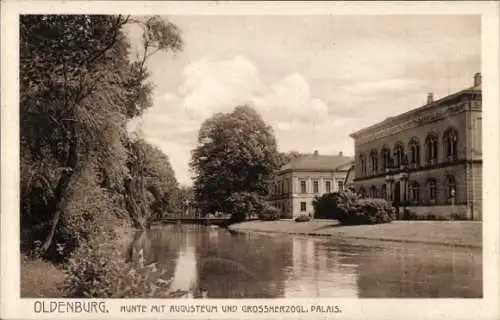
[1,1,499,320]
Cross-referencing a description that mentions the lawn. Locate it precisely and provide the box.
[228,220,482,248]
[21,255,66,298]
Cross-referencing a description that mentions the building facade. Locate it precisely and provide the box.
[349,73,482,220]
[270,152,354,219]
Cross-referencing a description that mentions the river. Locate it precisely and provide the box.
[128,224,482,298]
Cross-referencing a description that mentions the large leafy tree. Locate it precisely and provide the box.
[278,151,303,167]
[190,106,280,221]
[125,139,178,228]
[20,15,182,256]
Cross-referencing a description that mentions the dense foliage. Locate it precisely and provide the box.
[294,215,311,222]
[20,15,183,261]
[258,205,281,221]
[124,139,178,228]
[312,193,341,219]
[63,230,183,298]
[313,191,395,225]
[278,151,303,167]
[190,106,281,222]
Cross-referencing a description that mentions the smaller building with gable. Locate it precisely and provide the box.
[270,151,354,219]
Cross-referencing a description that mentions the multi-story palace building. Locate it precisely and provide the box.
[270,152,354,219]
[349,73,482,220]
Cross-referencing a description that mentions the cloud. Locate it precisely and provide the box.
[125,16,480,186]
[128,56,329,185]
[179,55,261,118]
[252,73,329,124]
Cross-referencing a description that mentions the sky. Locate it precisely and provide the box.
[124,15,480,186]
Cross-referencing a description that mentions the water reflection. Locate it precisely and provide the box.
[169,232,197,295]
[284,237,359,297]
[127,225,482,298]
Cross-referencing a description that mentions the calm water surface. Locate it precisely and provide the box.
[129,224,482,298]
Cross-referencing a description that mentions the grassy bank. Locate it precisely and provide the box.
[21,256,66,297]
[228,220,482,248]
[20,226,136,298]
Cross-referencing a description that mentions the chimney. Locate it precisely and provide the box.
[474,72,481,87]
[338,151,343,157]
[313,150,319,156]
[427,92,434,104]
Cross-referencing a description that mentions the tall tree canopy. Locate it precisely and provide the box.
[20,15,182,257]
[125,139,178,228]
[278,151,303,167]
[190,106,280,221]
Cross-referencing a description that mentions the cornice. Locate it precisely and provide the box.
[350,88,481,143]
[353,99,479,146]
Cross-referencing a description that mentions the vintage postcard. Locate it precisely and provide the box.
[1,1,499,319]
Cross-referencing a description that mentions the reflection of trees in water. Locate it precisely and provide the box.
[355,244,482,298]
[284,237,361,298]
[127,228,482,299]
[126,225,294,298]
[127,230,151,268]
[195,229,292,298]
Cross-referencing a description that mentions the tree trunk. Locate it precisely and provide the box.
[40,127,78,254]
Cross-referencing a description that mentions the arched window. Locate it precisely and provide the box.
[427,178,437,202]
[369,149,378,174]
[393,142,404,168]
[446,175,456,201]
[408,138,420,167]
[359,154,366,175]
[381,184,387,200]
[370,185,378,198]
[425,134,439,164]
[410,181,420,203]
[380,146,391,171]
[443,128,458,161]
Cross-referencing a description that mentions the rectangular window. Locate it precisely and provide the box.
[337,180,344,191]
[300,201,307,212]
[300,180,306,193]
[313,180,319,193]
[325,181,331,193]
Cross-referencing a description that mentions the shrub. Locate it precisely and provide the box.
[226,192,279,223]
[294,214,310,222]
[337,197,395,225]
[312,193,341,219]
[63,231,179,298]
[258,204,280,221]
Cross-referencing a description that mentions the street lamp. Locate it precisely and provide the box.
[450,187,456,220]
[385,171,394,202]
[399,156,409,220]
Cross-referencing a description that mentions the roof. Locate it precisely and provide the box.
[281,154,354,172]
[349,82,482,139]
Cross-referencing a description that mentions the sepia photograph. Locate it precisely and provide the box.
[1,1,499,319]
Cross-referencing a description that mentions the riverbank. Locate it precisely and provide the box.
[21,255,66,297]
[228,220,482,248]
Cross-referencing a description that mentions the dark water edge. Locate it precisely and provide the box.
[127,224,482,298]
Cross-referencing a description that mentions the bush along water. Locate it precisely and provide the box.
[313,191,395,225]
[62,230,184,298]
[294,214,311,222]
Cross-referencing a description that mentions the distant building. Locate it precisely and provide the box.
[349,73,482,220]
[270,151,354,219]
